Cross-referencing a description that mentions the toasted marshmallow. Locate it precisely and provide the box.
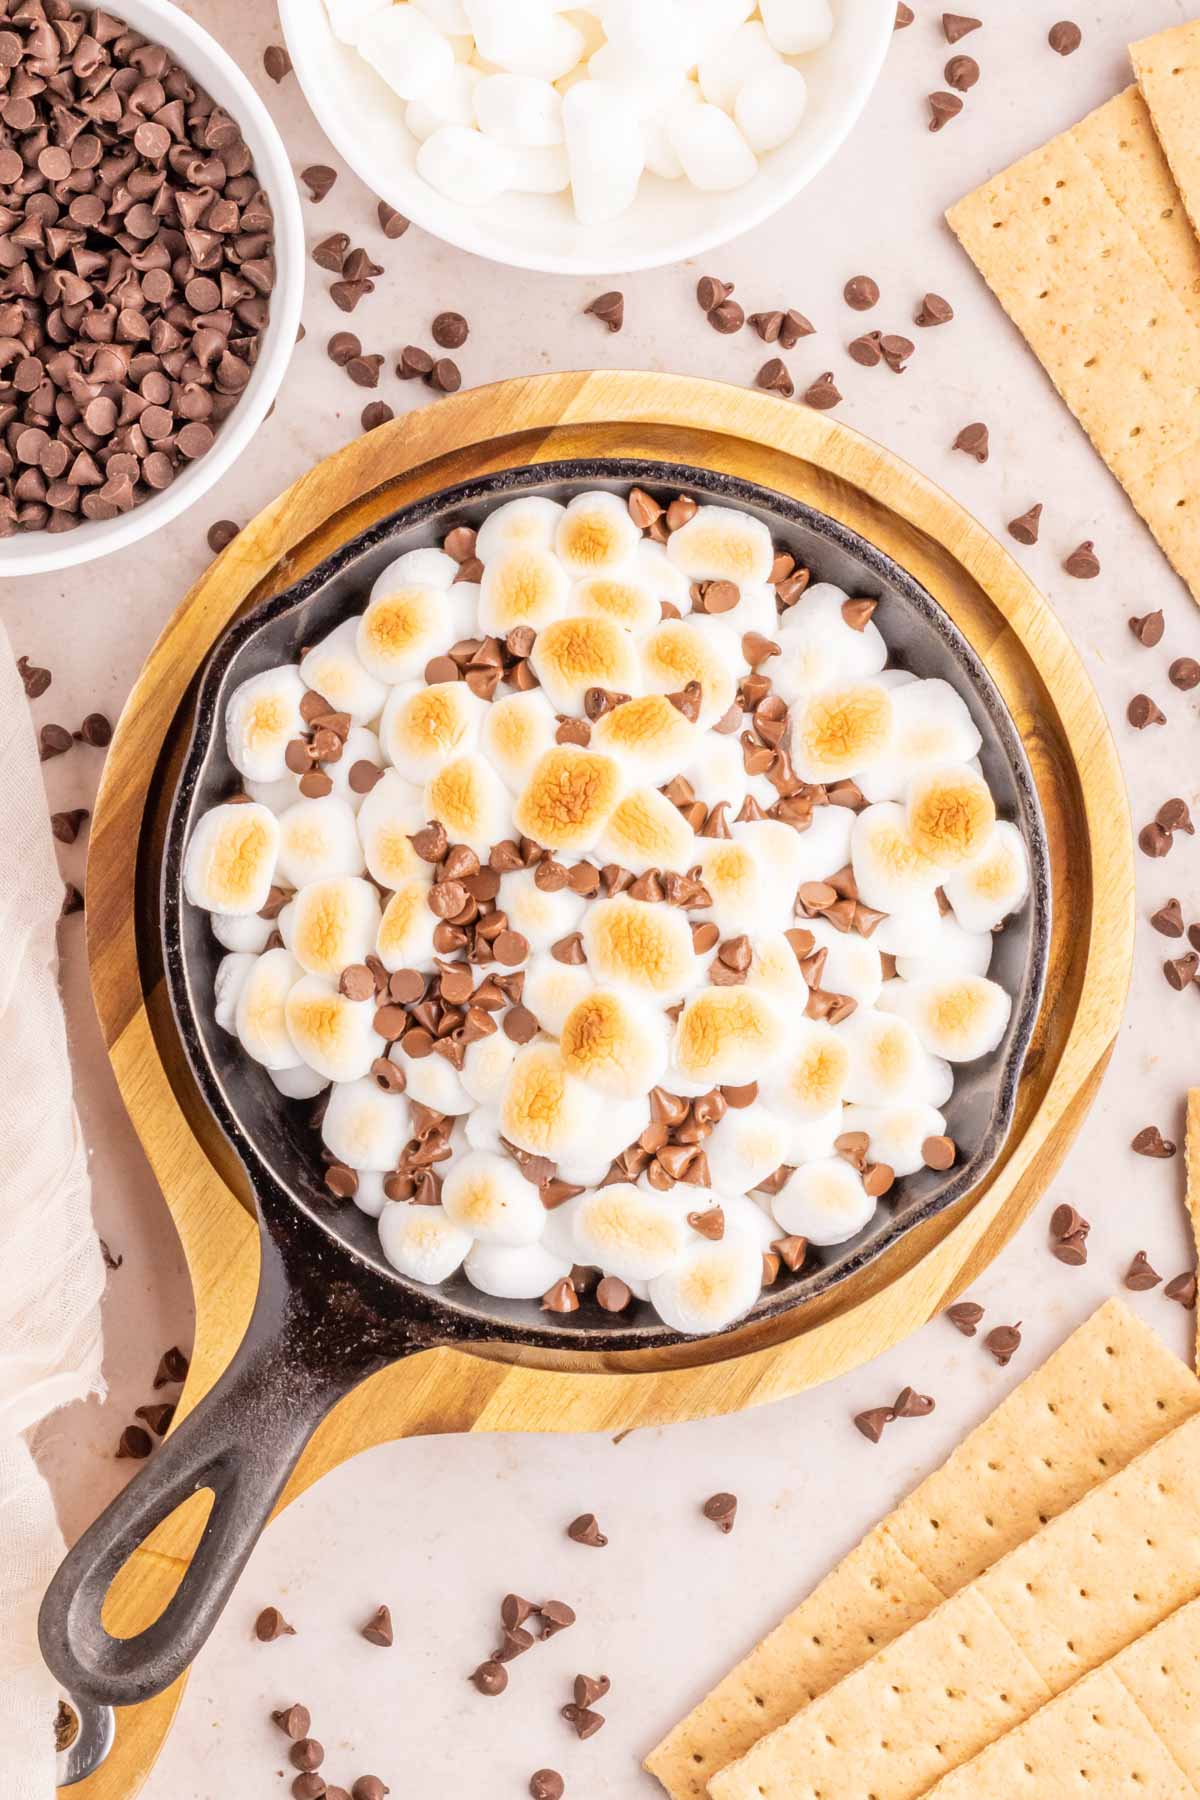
[357,581,468,684]
[674,986,786,1088]
[555,489,642,577]
[634,536,693,611]
[590,693,698,786]
[381,681,487,783]
[572,1183,689,1282]
[300,619,388,724]
[500,866,586,952]
[461,1028,518,1105]
[377,877,438,972]
[871,892,943,960]
[214,952,255,1034]
[474,493,564,565]
[395,1042,473,1114]
[425,751,514,855]
[322,725,385,814]
[943,821,1030,933]
[235,947,303,1067]
[225,666,307,782]
[500,1042,591,1159]
[771,1158,874,1245]
[559,986,668,1098]
[790,679,894,782]
[879,973,1012,1063]
[573,569,660,637]
[665,503,773,587]
[357,769,427,888]
[442,1150,546,1246]
[287,876,382,978]
[837,1008,931,1106]
[270,1062,330,1100]
[907,764,996,870]
[803,917,883,1006]
[322,1076,412,1171]
[582,894,699,1000]
[522,952,594,1034]
[596,785,696,875]
[859,677,982,803]
[648,1225,764,1334]
[513,745,624,853]
[464,1238,572,1300]
[378,544,460,589]
[851,802,941,913]
[212,909,275,954]
[477,545,570,635]
[529,614,641,716]
[640,618,737,729]
[760,1017,850,1119]
[692,837,769,937]
[704,1101,792,1194]
[762,584,887,702]
[841,1101,948,1178]
[285,974,384,1081]
[275,797,365,888]
[184,802,279,916]
[481,689,559,792]
[896,910,993,985]
[379,1201,473,1284]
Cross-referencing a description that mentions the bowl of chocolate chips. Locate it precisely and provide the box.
[0,0,303,575]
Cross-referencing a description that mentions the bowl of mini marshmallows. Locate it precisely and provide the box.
[279,0,893,275]
[0,0,303,577]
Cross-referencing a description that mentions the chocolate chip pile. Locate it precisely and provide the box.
[0,1,273,536]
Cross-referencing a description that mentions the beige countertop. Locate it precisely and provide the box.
[12,2,1200,1794]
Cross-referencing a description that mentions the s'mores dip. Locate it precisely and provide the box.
[184,482,1030,1336]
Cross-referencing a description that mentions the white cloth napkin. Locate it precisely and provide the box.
[0,620,105,1796]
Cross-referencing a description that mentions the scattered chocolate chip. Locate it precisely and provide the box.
[880,333,914,373]
[696,275,734,313]
[135,1402,175,1436]
[584,290,624,332]
[272,1704,311,1740]
[471,1660,508,1696]
[529,1773,564,1800]
[17,655,50,697]
[429,357,461,393]
[1064,540,1100,578]
[1139,823,1173,858]
[100,1240,122,1271]
[755,357,794,398]
[702,1491,738,1533]
[1132,1125,1176,1158]
[290,1740,325,1773]
[892,1386,935,1418]
[1129,610,1164,646]
[76,712,112,747]
[542,1277,579,1314]
[928,90,964,129]
[1052,1230,1088,1266]
[1049,19,1082,54]
[953,421,989,462]
[915,292,954,327]
[595,1274,631,1311]
[264,45,291,81]
[351,1781,388,1800]
[561,1704,605,1740]
[708,299,745,334]
[895,3,914,25]
[361,1604,393,1646]
[537,1600,576,1638]
[1125,1250,1162,1290]
[1170,657,1200,691]
[1163,952,1198,991]
[848,331,882,367]
[377,201,409,238]
[1127,694,1165,728]
[922,1134,956,1170]
[361,401,394,433]
[398,344,435,380]
[39,723,73,761]
[567,1512,607,1547]
[943,11,981,40]
[779,309,814,346]
[60,883,84,918]
[854,1406,893,1443]
[292,1777,326,1800]
[1159,797,1194,834]
[1151,898,1185,937]
[1008,504,1043,545]
[154,1345,189,1387]
[1165,1271,1198,1310]
[116,1424,152,1459]
[844,274,880,311]
[328,331,361,367]
[946,1300,984,1336]
[51,809,89,844]
[254,1605,295,1641]
[432,311,469,349]
[945,53,979,89]
[301,164,337,202]
[346,353,384,389]
[1050,1203,1090,1242]
[984,1322,1021,1366]
[804,371,842,410]
[208,521,241,555]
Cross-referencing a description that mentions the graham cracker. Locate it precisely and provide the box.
[1133,22,1200,247]
[709,1413,1200,1800]
[1187,1089,1200,1373]
[946,89,1200,603]
[644,1302,1200,1798]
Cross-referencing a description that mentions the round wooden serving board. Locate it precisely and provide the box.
[71,371,1133,1797]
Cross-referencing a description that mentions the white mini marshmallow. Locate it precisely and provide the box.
[417,125,513,205]
[381,681,487,783]
[225,665,307,783]
[943,820,1030,933]
[858,678,982,803]
[285,974,384,1081]
[685,0,757,65]
[506,144,570,192]
[781,1103,843,1167]
[482,690,559,793]
[184,802,279,915]
[442,1150,547,1246]
[352,1169,388,1217]
[380,1201,473,1284]
[763,584,887,703]
[837,1007,930,1107]
[475,495,564,565]
[276,797,365,888]
[477,545,570,636]
[406,61,480,140]
[698,20,778,112]
[851,802,942,914]
[461,1028,518,1105]
[771,1158,874,1246]
[521,952,594,1034]
[572,1183,690,1282]
[322,726,384,814]
[803,916,884,1007]
[243,774,299,815]
[666,504,774,588]
[731,818,819,915]
[424,751,514,855]
[878,973,1012,1063]
[359,2,455,100]
[746,929,812,1010]
[556,1090,650,1187]
[395,1052,472,1125]
[465,1104,504,1152]
[376,878,438,973]
[300,620,389,725]
[326,0,391,46]
[635,537,693,612]
[599,0,693,68]
[413,0,470,31]
[896,911,993,985]
[214,952,255,1034]
[235,946,304,1069]
[841,1102,948,1179]
[475,70,563,144]
[735,62,807,152]
[760,0,834,53]
[465,0,585,80]
[356,769,427,889]
[322,1076,412,1171]
[562,80,645,226]
[380,545,461,590]
[667,100,756,190]
[870,892,943,960]
[704,1101,791,1195]
[681,731,753,814]
[464,1238,572,1300]
[286,876,381,978]
[270,1062,330,1101]
[648,1224,763,1334]
[212,910,274,954]
[500,866,587,952]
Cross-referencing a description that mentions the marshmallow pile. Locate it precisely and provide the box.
[323,0,834,221]
[184,481,1029,1337]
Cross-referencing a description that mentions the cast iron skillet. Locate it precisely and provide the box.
[40,459,1050,1707]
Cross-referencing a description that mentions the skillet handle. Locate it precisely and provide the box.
[39,1281,391,1708]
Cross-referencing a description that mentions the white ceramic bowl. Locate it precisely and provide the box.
[0,0,304,577]
[279,0,892,277]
